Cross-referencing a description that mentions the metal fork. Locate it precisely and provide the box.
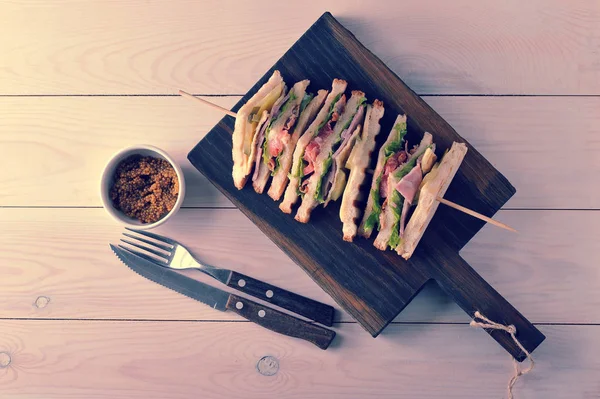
[120,228,335,326]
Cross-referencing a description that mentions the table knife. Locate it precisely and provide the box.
[111,244,336,349]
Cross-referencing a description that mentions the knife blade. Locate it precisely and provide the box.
[110,244,335,349]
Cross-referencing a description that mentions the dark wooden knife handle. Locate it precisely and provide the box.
[227,271,335,326]
[226,294,336,350]
[433,254,546,361]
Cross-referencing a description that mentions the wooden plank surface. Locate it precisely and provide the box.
[1,0,598,397]
[0,96,236,208]
[1,0,599,95]
[0,321,596,399]
[2,208,598,324]
[2,96,599,209]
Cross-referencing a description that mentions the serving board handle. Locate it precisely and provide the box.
[432,254,545,361]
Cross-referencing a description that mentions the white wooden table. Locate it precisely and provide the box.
[1,1,599,398]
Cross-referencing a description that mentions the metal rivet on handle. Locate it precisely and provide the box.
[258,310,266,318]
[238,279,246,287]
[236,301,244,310]
[265,290,274,298]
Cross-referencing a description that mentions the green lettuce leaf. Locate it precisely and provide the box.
[269,91,298,128]
[291,158,306,179]
[300,93,313,114]
[389,227,400,249]
[363,121,407,233]
[363,175,383,232]
[388,190,404,249]
[264,92,302,170]
[384,122,407,157]
[279,91,297,116]
[262,133,271,165]
[315,154,333,203]
[364,211,379,233]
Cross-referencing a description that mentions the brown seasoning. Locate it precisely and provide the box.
[110,155,179,223]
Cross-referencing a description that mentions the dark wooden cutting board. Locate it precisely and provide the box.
[188,12,545,360]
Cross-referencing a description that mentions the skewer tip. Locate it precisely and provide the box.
[436,196,517,233]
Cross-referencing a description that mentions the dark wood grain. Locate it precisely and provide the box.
[188,12,545,359]
[225,294,336,350]
[227,271,335,326]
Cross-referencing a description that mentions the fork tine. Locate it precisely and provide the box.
[120,238,170,261]
[122,232,172,252]
[125,227,177,246]
[118,244,168,265]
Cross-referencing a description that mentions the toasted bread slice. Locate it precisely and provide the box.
[268,89,327,201]
[373,132,433,251]
[295,90,366,223]
[324,98,368,207]
[340,100,385,241]
[397,142,468,259]
[279,79,347,214]
[358,114,406,239]
[251,86,289,193]
[324,124,361,207]
[232,71,284,189]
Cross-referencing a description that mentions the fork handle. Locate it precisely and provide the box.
[226,294,336,350]
[227,271,335,327]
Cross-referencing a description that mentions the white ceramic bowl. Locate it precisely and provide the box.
[100,145,185,230]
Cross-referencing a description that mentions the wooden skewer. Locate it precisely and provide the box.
[179,88,517,233]
[436,197,517,233]
[178,90,237,118]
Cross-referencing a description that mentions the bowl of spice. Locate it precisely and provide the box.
[101,145,185,229]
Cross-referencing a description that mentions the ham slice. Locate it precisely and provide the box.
[268,135,285,158]
[252,94,289,179]
[380,151,408,198]
[380,157,398,198]
[303,122,334,175]
[283,110,298,131]
[252,118,270,181]
[319,122,335,140]
[303,162,315,176]
[396,164,423,238]
[323,106,365,201]
[298,98,346,181]
[270,93,288,121]
[267,104,299,161]
[303,138,321,175]
[267,128,290,157]
[333,105,364,159]
[395,164,423,204]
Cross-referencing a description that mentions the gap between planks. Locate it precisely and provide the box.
[0,318,598,326]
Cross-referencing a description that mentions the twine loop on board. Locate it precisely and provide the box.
[470,311,535,399]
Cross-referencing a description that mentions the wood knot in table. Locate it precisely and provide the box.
[0,352,11,368]
[34,296,50,309]
[256,356,279,376]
